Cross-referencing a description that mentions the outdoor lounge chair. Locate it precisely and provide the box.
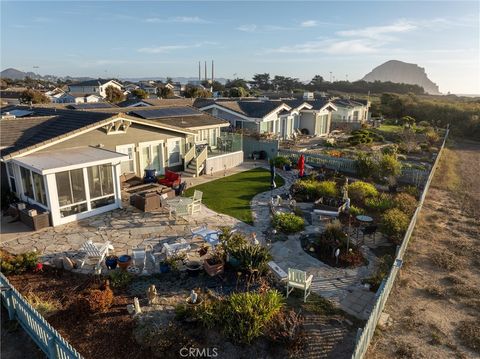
[190,190,203,214]
[162,238,191,257]
[190,225,221,247]
[80,240,113,266]
[286,268,313,302]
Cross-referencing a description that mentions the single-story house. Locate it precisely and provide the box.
[69,93,104,104]
[331,98,370,123]
[0,106,196,226]
[68,79,123,99]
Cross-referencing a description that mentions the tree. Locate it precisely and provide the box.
[159,86,174,98]
[271,75,302,92]
[378,154,402,179]
[228,87,248,98]
[184,85,211,98]
[308,75,324,90]
[20,89,50,104]
[401,116,416,129]
[105,85,125,103]
[130,88,148,99]
[166,77,173,84]
[225,78,248,89]
[250,73,271,90]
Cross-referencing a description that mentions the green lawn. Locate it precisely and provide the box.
[184,167,285,224]
[377,124,404,133]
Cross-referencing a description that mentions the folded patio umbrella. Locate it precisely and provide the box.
[270,161,276,189]
[298,154,305,177]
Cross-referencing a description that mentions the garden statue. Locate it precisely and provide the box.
[190,289,198,304]
[133,297,142,314]
[335,248,340,265]
[342,178,349,201]
[147,284,157,305]
[252,232,259,246]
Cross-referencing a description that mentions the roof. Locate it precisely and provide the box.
[305,98,334,110]
[332,98,367,108]
[12,146,128,175]
[69,78,118,87]
[68,92,103,98]
[117,98,194,108]
[0,107,115,158]
[67,103,115,110]
[197,100,289,118]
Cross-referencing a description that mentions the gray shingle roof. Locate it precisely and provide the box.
[195,100,287,118]
[69,78,117,87]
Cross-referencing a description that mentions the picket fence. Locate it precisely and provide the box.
[350,127,449,358]
[0,272,83,359]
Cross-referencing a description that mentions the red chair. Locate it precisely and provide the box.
[158,170,181,188]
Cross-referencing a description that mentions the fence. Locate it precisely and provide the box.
[278,149,430,187]
[243,136,279,160]
[0,273,83,359]
[350,127,449,359]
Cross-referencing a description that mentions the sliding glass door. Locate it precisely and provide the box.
[139,141,164,175]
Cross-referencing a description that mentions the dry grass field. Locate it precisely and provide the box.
[367,141,480,359]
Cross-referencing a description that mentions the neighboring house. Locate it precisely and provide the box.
[0,106,195,226]
[117,98,194,108]
[45,88,76,104]
[0,90,24,105]
[331,98,370,123]
[68,79,123,99]
[69,93,103,104]
[195,98,337,139]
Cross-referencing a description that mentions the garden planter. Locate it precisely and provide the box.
[203,259,224,276]
[186,262,202,277]
[117,255,132,270]
[105,255,118,270]
[159,262,170,273]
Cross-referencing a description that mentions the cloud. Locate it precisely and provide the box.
[237,24,257,32]
[270,38,379,55]
[33,17,51,23]
[301,20,317,28]
[145,16,210,24]
[137,41,216,54]
[337,20,417,40]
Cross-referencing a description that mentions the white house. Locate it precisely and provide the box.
[45,88,76,104]
[331,99,370,123]
[68,79,123,99]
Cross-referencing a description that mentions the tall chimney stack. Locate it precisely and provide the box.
[198,61,201,81]
[204,61,207,82]
[211,60,214,84]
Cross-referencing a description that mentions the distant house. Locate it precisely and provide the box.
[195,98,337,139]
[45,88,76,104]
[68,79,123,99]
[117,98,194,108]
[69,93,104,104]
[331,98,370,123]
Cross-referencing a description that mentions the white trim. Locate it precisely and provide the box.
[199,104,253,121]
[166,137,183,167]
[116,144,137,174]
[138,140,165,176]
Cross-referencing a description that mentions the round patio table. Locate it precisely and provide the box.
[356,215,373,223]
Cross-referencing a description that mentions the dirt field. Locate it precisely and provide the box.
[367,140,480,359]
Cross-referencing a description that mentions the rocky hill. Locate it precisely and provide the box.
[362,60,440,94]
[1,68,40,80]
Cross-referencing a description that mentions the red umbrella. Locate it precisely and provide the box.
[298,154,305,177]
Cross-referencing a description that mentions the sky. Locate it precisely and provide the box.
[1,0,479,94]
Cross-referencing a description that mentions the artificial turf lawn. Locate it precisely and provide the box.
[184,167,285,224]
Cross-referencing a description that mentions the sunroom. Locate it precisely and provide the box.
[7,146,129,227]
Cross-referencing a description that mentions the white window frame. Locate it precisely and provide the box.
[139,140,164,175]
[87,164,116,209]
[6,162,17,195]
[116,144,136,174]
[56,168,89,217]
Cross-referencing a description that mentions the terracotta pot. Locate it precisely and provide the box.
[203,259,224,276]
[117,255,132,270]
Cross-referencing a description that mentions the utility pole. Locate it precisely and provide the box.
[329,71,332,82]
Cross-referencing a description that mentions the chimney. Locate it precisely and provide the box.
[211,60,214,84]
[198,61,201,81]
[204,61,207,82]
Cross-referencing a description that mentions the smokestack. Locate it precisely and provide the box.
[198,61,201,81]
[205,61,208,82]
[211,60,214,84]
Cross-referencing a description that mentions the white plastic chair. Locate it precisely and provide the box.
[162,238,191,257]
[286,268,313,302]
[80,240,113,266]
[190,190,203,214]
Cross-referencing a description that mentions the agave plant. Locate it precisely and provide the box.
[231,244,272,273]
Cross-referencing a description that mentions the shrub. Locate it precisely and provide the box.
[230,244,272,273]
[355,152,378,179]
[381,208,410,242]
[0,251,39,275]
[84,287,114,313]
[394,192,417,215]
[349,205,365,217]
[365,193,395,212]
[378,154,402,179]
[25,292,60,317]
[401,185,420,198]
[265,309,304,351]
[431,251,462,271]
[348,181,378,203]
[456,320,480,353]
[381,144,398,156]
[270,156,291,169]
[273,213,305,234]
[323,220,347,242]
[109,270,133,289]
[219,227,249,254]
[348,129,384,145]
[291,179,338,201]
[425,130,440,146]
[219,290,284,343]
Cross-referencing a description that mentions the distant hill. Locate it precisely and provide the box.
[1,68,41,80]
[362,60,440,95]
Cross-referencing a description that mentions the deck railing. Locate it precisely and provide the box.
[195,146,208,176]
[0,272,83,359]
[350,127,449,359]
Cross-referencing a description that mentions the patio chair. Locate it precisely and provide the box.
[172,203,191,223]
[190,190,203,214]
[190,225,221,247]
[80,240,113,266]
[286,268,313,302]
[162,238,191,257]
[160,193,173,218]
[361,225,378,243]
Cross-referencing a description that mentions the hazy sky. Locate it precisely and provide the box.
[1,1,479,94]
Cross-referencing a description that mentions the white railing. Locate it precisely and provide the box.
[195,146,208,176]
[0,273,83,359]
[351,127,449,359]
[184,145,196,171]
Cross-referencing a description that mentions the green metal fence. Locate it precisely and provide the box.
[0,273,83,359]
[350,127,449,359]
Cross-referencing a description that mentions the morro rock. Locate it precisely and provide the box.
[362,60,440,94]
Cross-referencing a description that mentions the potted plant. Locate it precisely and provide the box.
[105,255,118,270]
[203,251,224,276]
[198,245,209,257]
[117,255,132,270]
[186,261,202,277]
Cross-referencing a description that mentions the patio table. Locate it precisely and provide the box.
[355,215,373,239]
